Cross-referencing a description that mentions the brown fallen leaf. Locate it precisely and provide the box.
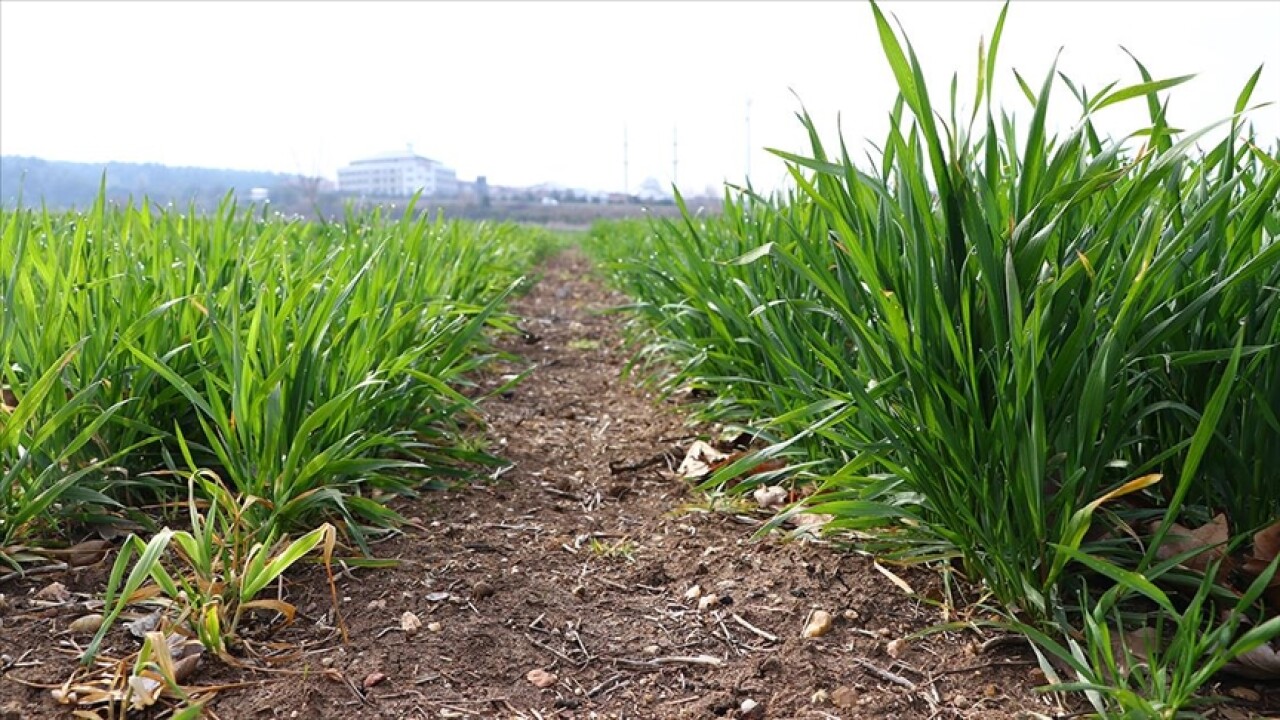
[1153,514,1233,579]
[1243,519,1280,579]
[1222,640,1280,680]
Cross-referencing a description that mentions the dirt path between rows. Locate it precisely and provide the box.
[1,250,1060,719]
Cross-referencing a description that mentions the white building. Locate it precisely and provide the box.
[337,148,459,198]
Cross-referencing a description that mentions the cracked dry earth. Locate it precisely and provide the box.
[1,249,1074,719]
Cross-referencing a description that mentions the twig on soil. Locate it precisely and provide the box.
[611,654,724,669]
[922,658,1038,684]
[608,452,671,475]
[729,612,778,643]
[586,672,627,698]
[852,656,917,690]
[979,634,1028,654]
[0,562,69,583]
[523,633,585,667]
[542,486,581,501]
[716,616,742,657]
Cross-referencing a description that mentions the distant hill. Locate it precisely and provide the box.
[0,156,301,210]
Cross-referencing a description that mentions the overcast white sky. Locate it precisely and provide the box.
[2,1,1278,193]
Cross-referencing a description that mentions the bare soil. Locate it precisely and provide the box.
[2,250,1273,719]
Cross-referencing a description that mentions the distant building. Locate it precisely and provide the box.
[337,148,458,198]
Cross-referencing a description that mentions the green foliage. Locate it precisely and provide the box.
[586,1,1279,713]
[1,189,552,560]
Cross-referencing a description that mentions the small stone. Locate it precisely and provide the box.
[753,485,788,508]
[471,581,495,600]
[571,584,587,598]
[952,694,970,708]
[320,657,334,667]
[803,610,833,638]
[424,591,450,603]
[362,672,386,689]
[982,683,999,698]
[34,582,70,603]
[697,594,720,612]
[1227,686,1261,703]
[427,622,442,632]
[739,698,764,720]
[643,644,660,656]
[831,686,859,708]
[842,608,859,621]
[810,689,829,705]
[400,612,422,636]
[527,668,558,688]
[67,614,104,634]
[1027,668,1047,685]
[684,584,702,600]
[367,598,387,611]
[886,637,909,659]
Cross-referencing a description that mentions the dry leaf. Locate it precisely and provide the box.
[1243,519,1280,580]
[787,512,834,529]
[1222,641,1280,680]
[125,610,163,639]
[1154,513,1229,573]
[126,675,163,711]
[676,441,729,480]
[753,485,788,509]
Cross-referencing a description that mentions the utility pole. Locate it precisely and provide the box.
[672,125,678,187]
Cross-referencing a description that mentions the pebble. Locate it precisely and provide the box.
[886,637,909,659]
[427,622,442,632]
[67,614,104,634]
[697,594,720,612]
[684,584,702,600]
[400,611,422,635]
[831,686,859,708]
[471,581,495,600]
[1227,686,1261,703]
[366,599,387,611]
[740,698,764,720]
[643,645,660,656]
[982,684,999,698]
[526,668,558,688]
[803,610,833,638]
[362,672,386,689]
